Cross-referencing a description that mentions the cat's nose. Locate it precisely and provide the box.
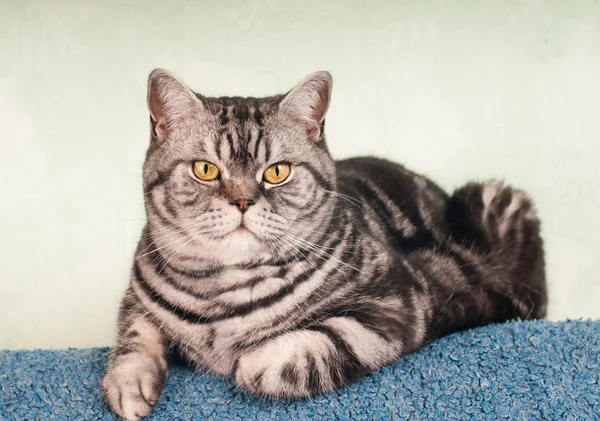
[232,199,255,213]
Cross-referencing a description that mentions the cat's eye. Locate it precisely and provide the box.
[193,161,220,181]
[263,163,291,185]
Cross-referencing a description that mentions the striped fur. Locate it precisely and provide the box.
[103,70,547,420]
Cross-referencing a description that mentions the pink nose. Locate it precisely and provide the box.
[233,199,254,213]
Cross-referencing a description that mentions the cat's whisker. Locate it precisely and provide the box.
[319,189,388,225]
[282,233,339,252]
[282,222,346,243]
[137,226,198,258]
[279,233,355,289]
[322,189,373,212]
[154,226,215,276]
[138,216,221,258]
[281,232,360,274]
[266,235,328,318]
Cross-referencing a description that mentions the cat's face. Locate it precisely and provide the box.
[142,70,337,267]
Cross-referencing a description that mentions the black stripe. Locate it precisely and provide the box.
[236,128,247,158]
[113,342,143,357]
[162,191,177,218]
[159,259,222,280]
[138,378,154,406]
[250,369,266,390]
[348,240,364,272]
[145,172,166,195]
[253,107,264,127]
[147,254,225,298]
[216,133,223,161]
[318,217,349,250]
[253,128,263,159]
[134,254,326,324]
[299,191,330,221]
[180,196,201,208]
[148,251,296,300]
[231,358,240,377]
[347,177,436,253]
[338,310,407,344]
[438,243,485,288]
[275,191,308,208]
[125,329,139,339]
[233,104,250,122]
[340,177,397,231]
[216,258,325,315]
[306,325,367,387]
[117,391,123,415]
[264,137,271,162]
[305,353,323,393]
[146,196,174,228]
[280,361,300,387]
[244,249,311,269]
[339,232,358,268]
[219,107,229,125]
[227,132,235,159]
[301,163,334,190]
[133,262,215,323]
[262,227,351,327]
[228,247,348,352]
[206,327,216,349]
[143,160,185,194]
[230,332,279,354]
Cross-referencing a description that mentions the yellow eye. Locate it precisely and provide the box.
[263,163,291,185]
[193,161,220,181]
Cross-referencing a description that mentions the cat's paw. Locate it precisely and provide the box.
[102,355,166,421]
[235,330,333,399]
[235,346,276,397]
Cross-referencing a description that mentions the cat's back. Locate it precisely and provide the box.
[334,157,449,252]
[336,157,422,190]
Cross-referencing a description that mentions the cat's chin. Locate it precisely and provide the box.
[211,228,265,266]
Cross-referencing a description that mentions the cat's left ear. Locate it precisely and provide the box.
[147,69,203,142]
[280,71,332,142]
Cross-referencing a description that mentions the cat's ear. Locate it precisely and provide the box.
[147,69,202,142]
[280,71,332,142]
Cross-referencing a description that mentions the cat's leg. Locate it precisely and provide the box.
[235,316,403,398]
[103,289,168,421]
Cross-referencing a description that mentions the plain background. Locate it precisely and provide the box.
[1,0,599,350]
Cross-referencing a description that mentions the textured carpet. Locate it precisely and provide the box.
[1,320,599,420]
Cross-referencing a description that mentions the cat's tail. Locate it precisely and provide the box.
[445,180,547,319]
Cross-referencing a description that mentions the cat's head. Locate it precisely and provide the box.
[142,70,337,267]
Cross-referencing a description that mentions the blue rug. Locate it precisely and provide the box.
[1,320,598,420]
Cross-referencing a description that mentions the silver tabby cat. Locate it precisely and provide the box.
[103,69,547,420]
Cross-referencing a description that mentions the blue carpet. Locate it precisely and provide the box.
[1,320,599,420]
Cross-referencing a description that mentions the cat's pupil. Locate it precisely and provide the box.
[204,163,208,174]
[275,166,280,177]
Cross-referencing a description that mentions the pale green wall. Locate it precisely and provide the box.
[1,0,599,350]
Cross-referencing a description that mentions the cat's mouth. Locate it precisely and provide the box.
[229,224,256,238]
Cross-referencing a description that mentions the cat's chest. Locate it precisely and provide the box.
[150,266,315,374]
[161,302,299,376]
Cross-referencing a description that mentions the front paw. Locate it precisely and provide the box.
[235,331,335,399]
[102,355,167,421]
[235,348,273,396]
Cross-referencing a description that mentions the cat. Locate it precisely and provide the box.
[102,69,547,421]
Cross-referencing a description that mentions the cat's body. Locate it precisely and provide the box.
[103,70,547,421]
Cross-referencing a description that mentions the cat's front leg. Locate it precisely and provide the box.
[103,305,167,421]
[235,316,403,398]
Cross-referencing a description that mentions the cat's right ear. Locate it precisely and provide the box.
[147,69,202,142]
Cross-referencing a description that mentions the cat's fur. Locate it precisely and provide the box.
[103,70,547,421]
